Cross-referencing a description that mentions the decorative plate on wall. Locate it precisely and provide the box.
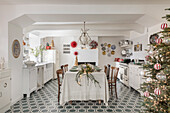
[102,47,106,51]
[107,53,111,57]
[102,51,106,55]
[111,51,115,55]
[107,44,111,48]
[104,43,107,46]
[12,39,20,58]
[111,45,116,50]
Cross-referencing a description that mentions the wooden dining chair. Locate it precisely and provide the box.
[108,66,119,99]
[106,64,111,80]
[104,65,107,75]
[64,64,68,72]
[56,69,64,103]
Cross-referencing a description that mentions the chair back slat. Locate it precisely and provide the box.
[104,65,107,75]
[110,66,119,83]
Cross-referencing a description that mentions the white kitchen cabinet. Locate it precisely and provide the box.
[43,63,53,84]
[23,67,37,97]
[0,69,11,113]
[43,50,59,79]
[36,62,53,85]
[129,64,144,94]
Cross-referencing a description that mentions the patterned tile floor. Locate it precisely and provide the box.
[6,79,144,113]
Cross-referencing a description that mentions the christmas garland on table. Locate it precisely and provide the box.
[75,64,101,87]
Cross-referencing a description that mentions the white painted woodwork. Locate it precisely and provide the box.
[129,64,144,94]
[22,67,37,97]
[0,69,11,113]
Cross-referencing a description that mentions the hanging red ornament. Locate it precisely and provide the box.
[154,63,161,70]
[71,41,77,48]
[154,88,161,95]
[156,38,162,44]
[161,23,167,29]
[144,91,150,97]
[74,51,78,56]
[145,55,151,61]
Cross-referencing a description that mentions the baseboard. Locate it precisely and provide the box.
[11,95,23,106]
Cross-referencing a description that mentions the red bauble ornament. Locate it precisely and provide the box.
[144,91,150,97]
[156,38,162,44]
[154,88,161,95]
[161,23,167,29]
[145,55,151,61]
[74,51,78,56]
[154,63,161,70]
[71,41,77,48]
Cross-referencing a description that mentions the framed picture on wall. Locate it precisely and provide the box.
[134,44,142,52]
[63,44,70,54]
[12,39,21,58]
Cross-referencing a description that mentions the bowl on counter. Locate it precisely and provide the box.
[24,61,36,67]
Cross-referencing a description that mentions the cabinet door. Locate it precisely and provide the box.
[29,68,37,92]
[0,77,11,109]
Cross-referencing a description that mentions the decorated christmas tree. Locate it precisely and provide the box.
[140,8,170,113]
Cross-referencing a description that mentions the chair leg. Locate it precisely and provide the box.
[58,87,60,103]
[115,84,118,99]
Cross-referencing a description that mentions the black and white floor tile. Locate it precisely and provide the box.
[6,79,144,113]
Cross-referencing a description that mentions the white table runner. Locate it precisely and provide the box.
[60,71,109,105]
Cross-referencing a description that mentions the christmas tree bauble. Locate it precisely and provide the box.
[154,63,161,70]
[145,55,151,61]
[156,72,166,81]
[156,38,162,44]
[139,70,145,76]
[146,77,152,82]
[163,37,170,45]
[144,91,150,97]
[154,88,161,95]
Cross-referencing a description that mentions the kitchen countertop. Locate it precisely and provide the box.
[35,62,53,67]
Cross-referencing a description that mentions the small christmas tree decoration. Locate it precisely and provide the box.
[156,38,162,44]
[154,63,161,70]
[144,91,150,97]
[156,72,166,81]
[154,88,161,95]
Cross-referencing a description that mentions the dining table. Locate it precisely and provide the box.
[60,67,109,106]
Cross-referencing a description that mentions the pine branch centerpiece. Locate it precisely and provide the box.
[140,8,170,113]
[75,64,101,87]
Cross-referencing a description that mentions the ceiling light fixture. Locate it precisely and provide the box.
[79,21,91,48]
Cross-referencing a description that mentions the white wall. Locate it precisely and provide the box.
[8,23,23,104]
[98,36,126,68]
[41,36,98,68]
[0,4,169,61]
[130,22,162,60]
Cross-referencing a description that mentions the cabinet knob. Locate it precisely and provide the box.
[4,83,7,88]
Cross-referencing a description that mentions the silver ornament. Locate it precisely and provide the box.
[156,72,166,81]
[146,77,152,82]
[140,70,145,76]
[163,37,170,45]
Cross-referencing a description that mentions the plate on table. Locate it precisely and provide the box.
[69,69,78,72]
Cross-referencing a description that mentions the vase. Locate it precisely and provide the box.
[74,56,78,66]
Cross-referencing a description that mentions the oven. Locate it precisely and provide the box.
[119,63,129,86]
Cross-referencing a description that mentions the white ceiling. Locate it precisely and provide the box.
[18,14,146,37]
[0,0,170,5]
